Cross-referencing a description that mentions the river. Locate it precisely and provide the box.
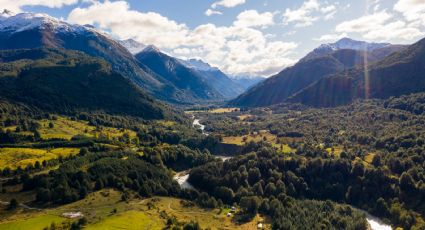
[363,211,392,230]
[187,116,391,230]
[192,115,208,136]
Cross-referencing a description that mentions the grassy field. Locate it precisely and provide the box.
[222,130,296,154]
[85,210,164,230]
[0,189,271,230]
[325,146,344,157]
[186,108,240,114]
[0,213,66,230]
[222,130,277,146]
[38,116,137,141]
[208,108,240,113]
[364,153,376,164]
[0,147,80,169]
[150,197,270,230]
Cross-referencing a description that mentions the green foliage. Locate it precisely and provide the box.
[0,48,179,120]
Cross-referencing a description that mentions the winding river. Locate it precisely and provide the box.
[184,116,392,230]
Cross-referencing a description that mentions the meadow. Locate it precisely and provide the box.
[0,147,80,170]
[0,189,271,230]
[38,116,137,141]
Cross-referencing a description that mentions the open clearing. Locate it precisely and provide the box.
[208,108,240,113]
[0,189,271,230]
[38,116,137,141]
[222,130,296,154]
[0,147,80,169]
[0,213,65,230]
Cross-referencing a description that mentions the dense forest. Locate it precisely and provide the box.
[1,53,425,229]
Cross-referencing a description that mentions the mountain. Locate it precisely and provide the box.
[179,59,245,99]
[230,38,406,107]
[230,75,265,91]
[135,46,224,103]
[0,48,175,119]
[288,37,425,107]
[119,39,146,54]
[0,11,212,104]
[302,37,392,61]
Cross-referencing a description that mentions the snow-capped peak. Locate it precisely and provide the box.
[0,11,86,33]
[319,37,391,52]
[119,39,146,54]
[302,37,393,61]
[179,58,219,72]
[142,45,161,53]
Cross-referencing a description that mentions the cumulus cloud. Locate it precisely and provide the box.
[233,10,275,28]
[0,0,78,12]
[68,1,189,49]
[335,10,424,41]
[211,0,246,9]
[283,0,339,27]
[314,32,348,42]
[205,9,222,16]
[68,0,297,76]
[394,0,425,25]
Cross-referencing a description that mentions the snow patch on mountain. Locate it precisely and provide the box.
[119,39,146,54]
[179,58,219,72]
[319,38,390,52]
[303,37,392,61]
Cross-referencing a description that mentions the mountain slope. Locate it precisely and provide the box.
[135,46,224,102]
[179,59,245,99]
[0,48,175,119]
[289,37,425,107]
[231,38,405,107]
[119,39,146,54]
[0,11,217,104]
[302,37,392,61]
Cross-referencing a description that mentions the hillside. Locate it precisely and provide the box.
[179,59,245,99]
[289,37,425,107]
[231,38,405,107]
[135,46,224,103]
[0,12,228,104]
[0,48,175,119]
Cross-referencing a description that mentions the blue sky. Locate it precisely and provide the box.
[3,0,425,76]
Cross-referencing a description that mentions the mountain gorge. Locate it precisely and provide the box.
[179,59,245,98]
[135,46,225,103]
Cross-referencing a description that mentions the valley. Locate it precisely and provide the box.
[0,5,425,230]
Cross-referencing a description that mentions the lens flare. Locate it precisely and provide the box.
[363,0,370,99]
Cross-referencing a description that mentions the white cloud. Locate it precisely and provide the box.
[205,9,222,16]
[314,32,348,42]
[0,0,78,12]
[335,10,424,41]
[68,1,189,49]
[233,10,275,28]
[283,0,319,27]
[68,0,297,76]
[336,11,392,34]
[394,0,425,25]
[283,0,339,27]
[211,0,246,9]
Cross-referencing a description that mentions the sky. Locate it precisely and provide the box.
[1,0,425,77]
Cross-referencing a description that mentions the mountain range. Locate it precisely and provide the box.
[2,10,425,110]
[288,37,425,107]
[231,38,408,107]
[0,11,250,105]
[0,48,176,119]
